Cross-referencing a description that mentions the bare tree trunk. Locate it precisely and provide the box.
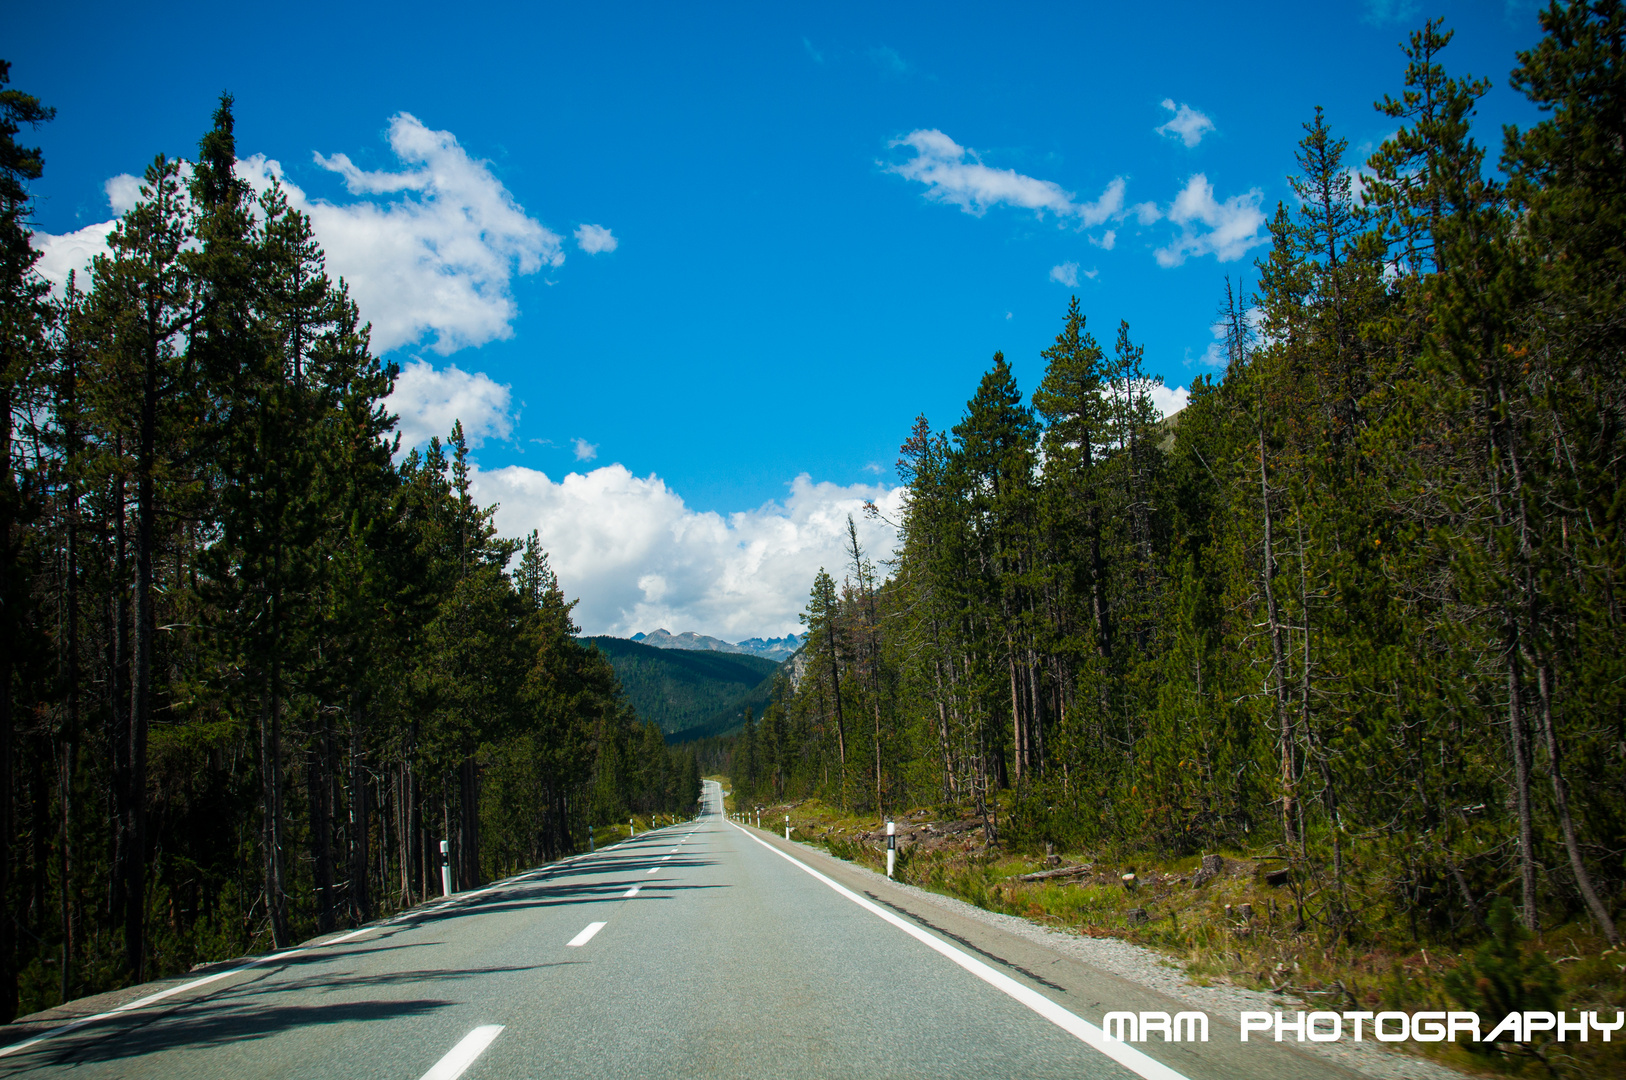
[107,459,129,944]
[1505,635,1539,931]
[1533,660,1619,944]
[123,332,167,982]
[1027,640,1045,774]
[931,658,955,802]
[349,711,370,924]
[1258,431,1294,847]
[0,647,13,1022]
[309,722,335,934]
[826,625,846,769]
[1006,632,1024,782]
[459,754,481,890]
[260,674,290,947]
[58,349,82,1002]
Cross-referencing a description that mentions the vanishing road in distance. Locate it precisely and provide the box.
[0,781,1393,1080]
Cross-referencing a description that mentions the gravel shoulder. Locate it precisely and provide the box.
[795,837,1486,1080]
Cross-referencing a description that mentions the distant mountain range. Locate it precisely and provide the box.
[583,637,781,742]
[631,628,803,662]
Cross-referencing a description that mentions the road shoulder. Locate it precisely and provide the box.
[738,823,1479,1080]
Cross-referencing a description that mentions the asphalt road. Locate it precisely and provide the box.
[0,781,1386,1079]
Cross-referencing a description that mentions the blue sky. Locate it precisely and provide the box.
[16,1,1550,638]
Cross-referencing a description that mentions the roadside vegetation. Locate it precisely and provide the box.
[724,23,1626,1076]
[751,796,1625,1079]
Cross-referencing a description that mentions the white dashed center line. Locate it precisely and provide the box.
[566,921,607,947]
[419,1025,503,1080]
[624,886,640,898]
[646,867,659,874]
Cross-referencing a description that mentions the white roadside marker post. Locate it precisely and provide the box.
[756,808,760,829]
[630,817,635,838]
[439,840,453,897]
[588,827,594,853]
[785,814,791,840]
[886,820,896,879]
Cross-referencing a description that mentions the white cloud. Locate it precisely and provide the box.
[1131,201,1162,225]
[573,437,599,461]
[1149,383,1190,418]
[30,113,564,357]
[105,174,143,216]
[384,360,514,450]
[291,113,561,353]
[574,223,617,254]
[886,130,1124,225]
[31,220,117,293]
[1090,229,1116,250]
[1156,100,1216,148]
[1153,174,1267,267]
[1198,318,1229,368]
[1049,261,1079,287]
[30,171,175,291]
[471,465,905,639]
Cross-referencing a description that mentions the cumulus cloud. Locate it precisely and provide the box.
[573,437,599,462]
[1153,174,1267,267]
[1149,383,1190,418]
[29,113,565,356]
[574,223,617,254]
[471,465,904,639]
[1049,261,1079,287]
[384,360,514,450]
[31,221,117,293]
[1156,100,1216,148]
[1090,229,1116,250]
[886,130,1124,225]
[105,174,143,216]
[31,172,172,290]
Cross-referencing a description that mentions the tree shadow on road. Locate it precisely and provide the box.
[8,997,456,1070]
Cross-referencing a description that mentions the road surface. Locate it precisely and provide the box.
[0,780,1394,1079]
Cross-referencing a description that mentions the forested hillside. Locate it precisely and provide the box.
[733,6,1625,962]
[0,81,695,1020]
[586,637,779,739]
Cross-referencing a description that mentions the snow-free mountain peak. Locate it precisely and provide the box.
[630,629,803,662]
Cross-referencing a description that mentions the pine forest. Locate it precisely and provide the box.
[0,81,698,1020]
[727,4,1626,1022]
[2,2,1625,1068]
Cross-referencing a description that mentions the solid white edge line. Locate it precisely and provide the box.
[0,831,628,1058]
[1,822,720,1060]
[418,1024,503,1080]
[324,926,375,945]
[727,820,1193,1080]
[566,921,608,947]
[0,946,310,1059]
